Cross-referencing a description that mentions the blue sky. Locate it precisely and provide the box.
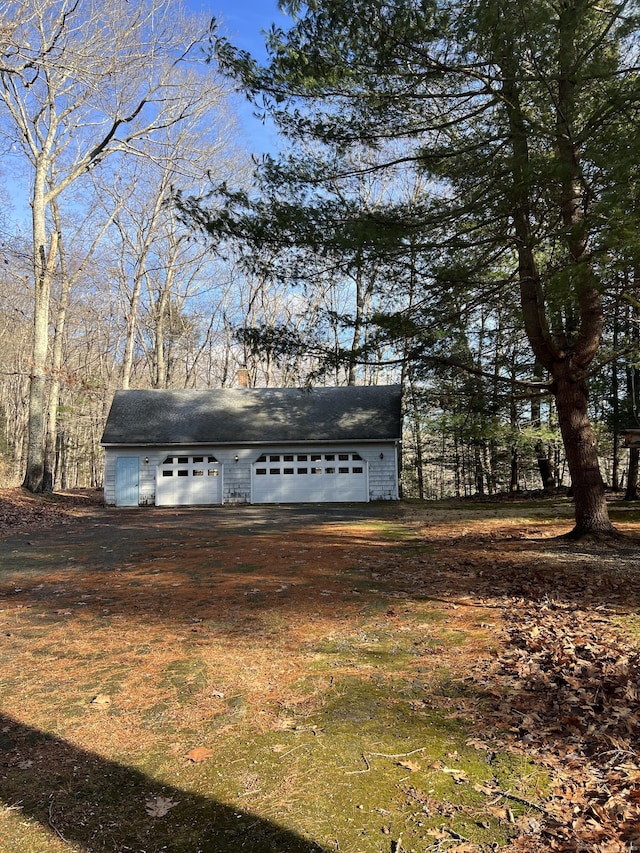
[187,0,291,152]
[2,0,288,229]
[188,0,288,59]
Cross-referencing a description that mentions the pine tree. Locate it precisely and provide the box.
[206,0,640,537]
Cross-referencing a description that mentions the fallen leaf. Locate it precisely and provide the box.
[432,762,469,782]
[184,746,213,763]
[145,796,177,817]
[397,760,421,772]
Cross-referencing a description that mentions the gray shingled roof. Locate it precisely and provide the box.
[101,386,402,446]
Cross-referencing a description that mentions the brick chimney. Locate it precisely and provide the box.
[236,367,249,388]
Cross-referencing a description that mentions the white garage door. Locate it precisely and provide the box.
[156,454,222,506]
[251,452,368,503]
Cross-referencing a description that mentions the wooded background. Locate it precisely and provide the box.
[1,0,639,506]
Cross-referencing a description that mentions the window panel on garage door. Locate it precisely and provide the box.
[156,454,222,506]
[252,452,367,503]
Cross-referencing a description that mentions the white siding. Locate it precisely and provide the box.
[360,445,399,501]
[103,442,399,506]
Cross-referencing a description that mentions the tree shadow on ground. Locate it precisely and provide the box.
[374,521,640,614]
[1,503,639,850]
[0,713,327,853]
[0,504,639,629]
[0,505,407,631]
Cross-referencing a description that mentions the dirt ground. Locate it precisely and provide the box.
[0,488,639,852]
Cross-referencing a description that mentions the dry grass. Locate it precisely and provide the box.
[0,490,639,851]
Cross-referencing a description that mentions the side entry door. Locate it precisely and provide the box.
[115,457,139,507]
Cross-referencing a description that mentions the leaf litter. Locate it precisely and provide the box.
[377,505,640,852]
[0,489,639,851]
[184,746,213,763]
[481,600,640,851]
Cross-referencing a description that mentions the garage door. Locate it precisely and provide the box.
[251,452,368,503]
[156,454,222,506]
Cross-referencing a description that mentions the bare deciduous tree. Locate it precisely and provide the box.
[0,0,220,491]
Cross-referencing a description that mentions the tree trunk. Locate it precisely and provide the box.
[531,363,556,489]
[509,369,519,492]
[44,201,69,492]
[536,452,556,490]
[611,298,622,490]
[121,270,144,390]
[625,447,639,501]
[553,369,615,537]
[408,381,425,500]
[500,18,615,537]
[23,190,58,493]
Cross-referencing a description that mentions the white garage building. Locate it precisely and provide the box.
[101,385,402,507]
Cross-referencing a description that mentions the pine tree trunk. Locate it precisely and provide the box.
[536,452,556,490]
[625,447,639,501]
[496,7,617,538]
[510,446,519,492]
[553,369,615,537]
[531,366,556,489]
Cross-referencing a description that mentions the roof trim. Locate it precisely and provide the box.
[102,438,401,448]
